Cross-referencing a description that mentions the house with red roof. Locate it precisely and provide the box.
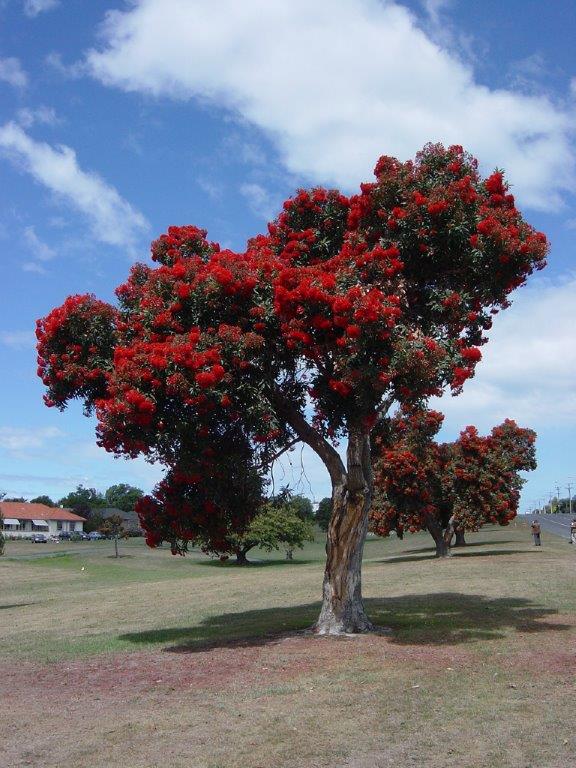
[0,502,86,539]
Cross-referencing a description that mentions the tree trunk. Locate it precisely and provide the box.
[285,549,293,560]
[235,548,250,566]
[315,428,375,635]
[453,529,466,547]
[426,516,451,558]
[277,401,377,635]
[114,535,119,558]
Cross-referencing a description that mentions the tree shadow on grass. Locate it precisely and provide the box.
[380,549,528,564]
[196,558,317,569]
[403,540,517,555]
[0,602,37,610]
[118,592,570,654]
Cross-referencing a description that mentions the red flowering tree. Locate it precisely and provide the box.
[370,407,451,557]
[37,144,547,634]
[370,410,537,556]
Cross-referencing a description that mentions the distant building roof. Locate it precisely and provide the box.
[0,502,86,522]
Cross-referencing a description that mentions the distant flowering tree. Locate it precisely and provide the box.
[37,143,547,634]
[370,408,537,557]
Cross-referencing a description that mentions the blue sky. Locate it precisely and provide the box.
[0,0,574,511]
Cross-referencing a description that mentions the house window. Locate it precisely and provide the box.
[57,521,63,530]
[70,523,76,532]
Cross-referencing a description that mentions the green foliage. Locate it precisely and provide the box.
[269,488,314,521]
[216,503,315,563]
[100,513,128,557]
[104,484,144,513]
[30,495,56,507]
[83,511,105,534]
[315,497,332,531]
[59,485,106,516]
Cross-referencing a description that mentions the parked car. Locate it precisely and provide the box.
[31,534,48,543]
[87,531,105,540]
[58,531,72,540]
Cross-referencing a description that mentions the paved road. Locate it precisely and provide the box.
[528,513,575,541]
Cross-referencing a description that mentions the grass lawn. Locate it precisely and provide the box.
[1,521,574,767]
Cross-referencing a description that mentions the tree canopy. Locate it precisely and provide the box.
[370,407,537,556]
[316,498,333,532]
[206,503,315,565]
[30,495,56,507]
[104,484,144,513]
[37,143,547,633]
[59,485,106,516]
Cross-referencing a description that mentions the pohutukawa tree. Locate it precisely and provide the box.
[36,144,547,634]
[370,407,537,557]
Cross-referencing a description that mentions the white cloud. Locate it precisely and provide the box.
[22,261,47,274]
[239,182,279,220]
[0,57,27,89]
[0,426,64,453]
[0,122,150,256]
[44,52,86,79]
[24,226,55,261]
[0,330,36,349]
[434,276,576,431]
[16,106,60,129]
[23,0,60,17]
[196,175,224,201]
[85,0,575,211]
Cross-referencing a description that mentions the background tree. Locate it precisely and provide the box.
[269,487,314,521]
[37,144,547,634]
[371,407,450,556]
[59,485,106,517]
[370,408,537,556]
[100,513,127,558]
[30,495,56,507]
[4,497,26,503]
[104,484,144,513]
[204,503,314,565]
[316,497,333,532]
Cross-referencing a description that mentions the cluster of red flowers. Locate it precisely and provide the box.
[370,409,537,538]
[36,143,546,550]
[135,441,264,555]
[36,294,118,409]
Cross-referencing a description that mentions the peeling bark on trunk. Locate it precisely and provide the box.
[315,428,375,634]
[277,397,377,635]
[453,529,466,547]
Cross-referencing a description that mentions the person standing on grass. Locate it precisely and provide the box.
[531,520,542,546]
[570,519,576,545]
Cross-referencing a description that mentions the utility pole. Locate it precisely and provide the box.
[568,483,573,516]
[556,485,561,513]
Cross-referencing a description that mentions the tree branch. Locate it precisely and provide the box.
[272,390,346,486]
[255,438,301,470]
